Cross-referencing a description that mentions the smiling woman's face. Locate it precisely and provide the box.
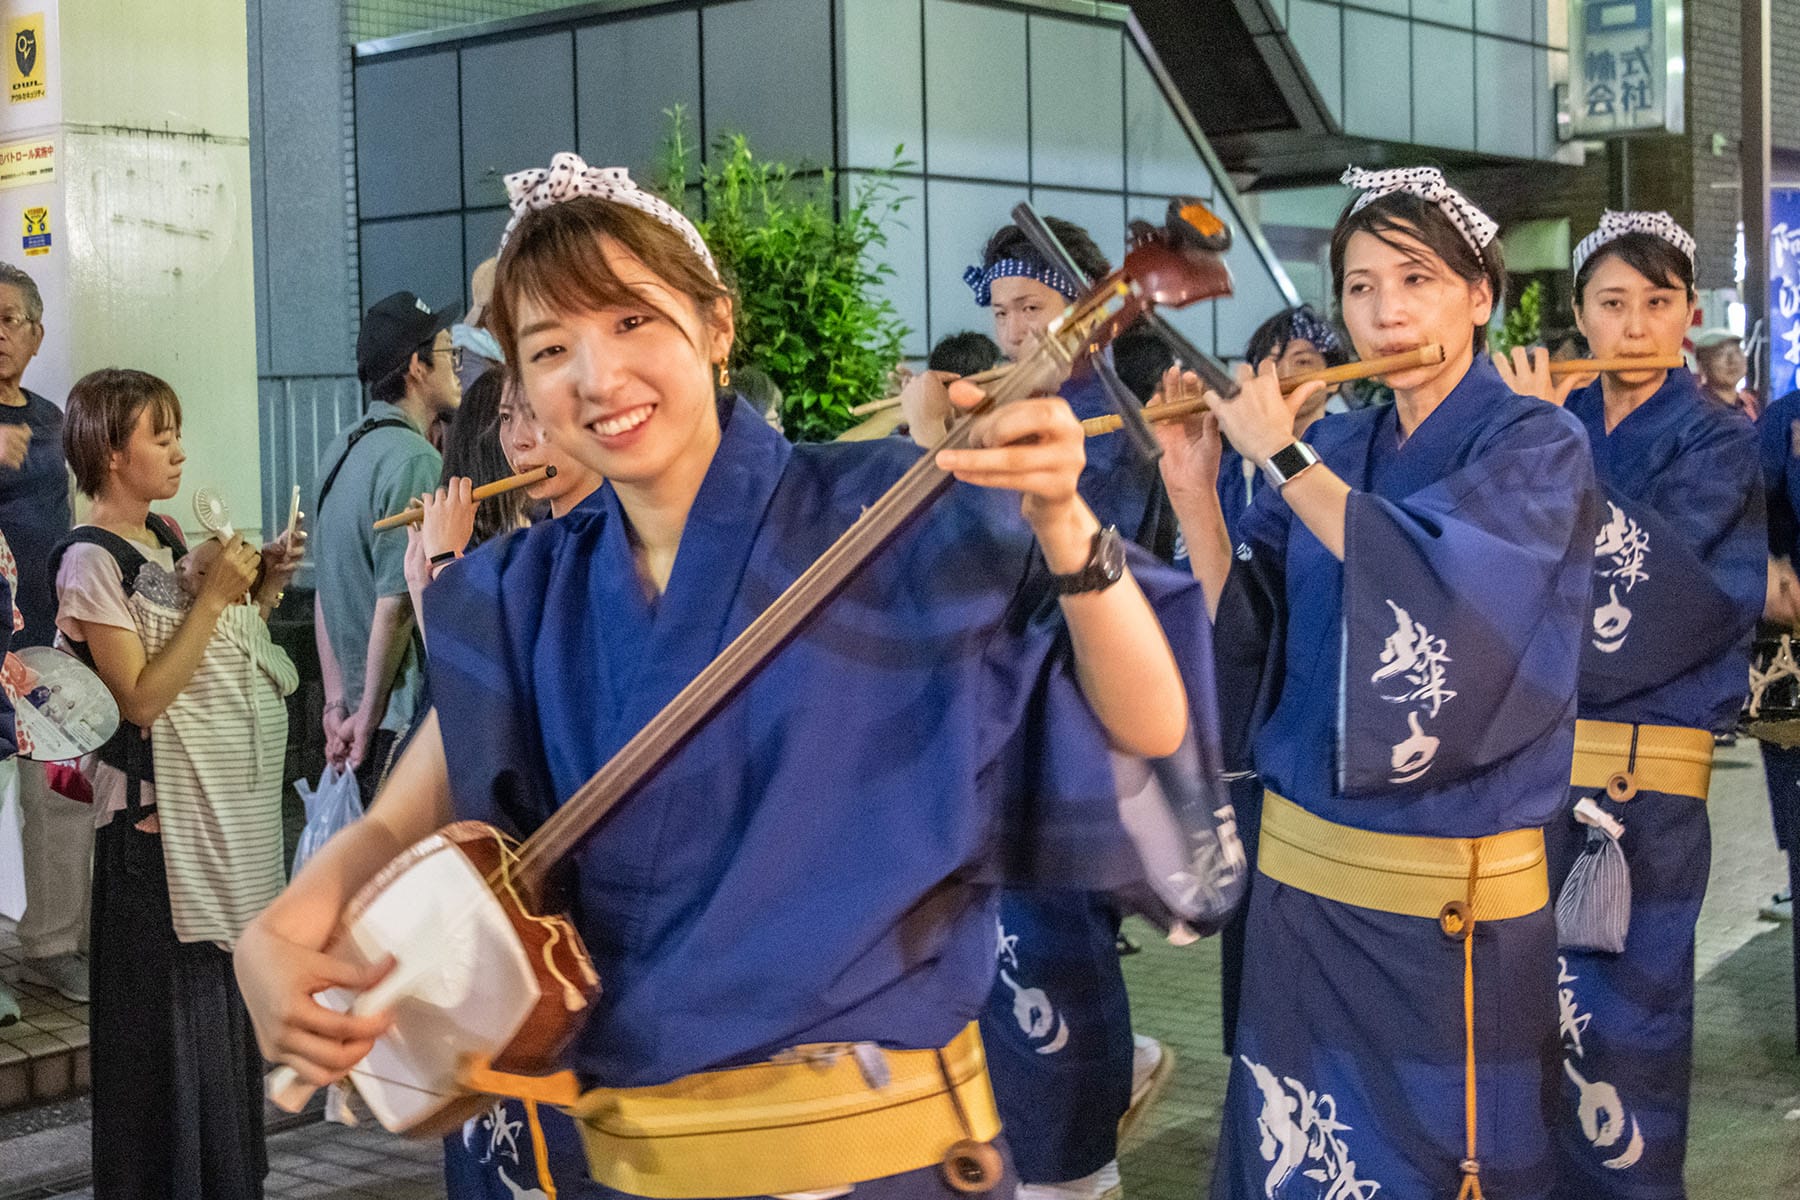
[512,236,732,488]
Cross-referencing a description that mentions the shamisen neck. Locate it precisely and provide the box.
[611,407,722,598]
[1392,336,1476,440]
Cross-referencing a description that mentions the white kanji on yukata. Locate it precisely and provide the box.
[995,918,1070,1054]
[1557,957,1646,1171]
[1591,502,1650,655]
[462,1102,550,1200]
[1238,1056,1382,1199]
[1371,598,1456,784]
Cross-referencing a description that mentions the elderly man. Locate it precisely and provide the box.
[0,261,81,1023]
[1694,327,1759,419]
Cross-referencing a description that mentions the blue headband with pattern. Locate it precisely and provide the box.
[1280,307,1344,360]
[963,258,1080,307]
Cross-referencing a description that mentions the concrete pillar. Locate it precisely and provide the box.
[0,0,261,537]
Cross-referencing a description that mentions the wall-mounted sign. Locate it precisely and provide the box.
[1771,190,1800,403]
[21,204,48,256]
[1567,0,1683,137]
[0,136,52,189]
[7,12,44,104]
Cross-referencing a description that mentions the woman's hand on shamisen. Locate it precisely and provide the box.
[934,379,1101,573]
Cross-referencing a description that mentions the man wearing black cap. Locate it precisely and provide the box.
[313,291,461,798]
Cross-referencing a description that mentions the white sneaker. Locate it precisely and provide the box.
[19,952,88,1003]
[1761,892,1793,922]
[1016,1159,1122,1200]
[1117,1034,1173,1147]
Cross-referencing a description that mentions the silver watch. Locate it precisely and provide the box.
[1259,440,1321,490]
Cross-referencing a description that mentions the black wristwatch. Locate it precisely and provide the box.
[1050,525,1126,596]
[1259,439,1321,490]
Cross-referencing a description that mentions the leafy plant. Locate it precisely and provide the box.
[1494,279,1544,357]
[658,107,911,442]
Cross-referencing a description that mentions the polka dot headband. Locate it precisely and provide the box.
[1340,165,1499,257]
[963,258,1080,307]
[500,152,720,282]
[1573,210,1696,275]
[1273,306,1344,362]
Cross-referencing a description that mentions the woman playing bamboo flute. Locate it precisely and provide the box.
[1496,211,1764,1200]
[1157,166,1598,1199]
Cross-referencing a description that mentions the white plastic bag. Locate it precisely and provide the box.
[0,757,23,921]
[292,764,363,877]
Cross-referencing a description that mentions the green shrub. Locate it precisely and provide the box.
[1494,279,1544,357]
[659,108,911,441]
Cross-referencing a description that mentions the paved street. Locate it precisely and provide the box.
[4,744,1796,1200]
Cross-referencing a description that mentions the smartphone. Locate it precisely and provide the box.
[284,485,302,543]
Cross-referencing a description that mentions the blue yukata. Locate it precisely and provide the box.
[1209,358,1597,1200]
[1756,390,1800,862]
[1547,369,1764,1200]
[980,367,1184,1185]
[430,396,1231,1200]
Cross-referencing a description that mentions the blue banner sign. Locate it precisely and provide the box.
[1771,189,1800,403]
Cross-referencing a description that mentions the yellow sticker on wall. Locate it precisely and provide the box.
[22,206,49,257]
[8,14,44,105]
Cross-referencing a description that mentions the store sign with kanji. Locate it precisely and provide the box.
[1568,0,1683,137]
[1770,191,1800,403]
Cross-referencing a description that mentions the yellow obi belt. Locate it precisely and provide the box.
[1258,790,1548,922]
[1570,718,1713,802]
[567,1021,1000,1199]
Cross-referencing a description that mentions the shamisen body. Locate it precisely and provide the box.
[1157,166,1599,1200]
[233,155,1224,1200]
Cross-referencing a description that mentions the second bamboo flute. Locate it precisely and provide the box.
[1083,344,1446,436]
[373,465,557,531]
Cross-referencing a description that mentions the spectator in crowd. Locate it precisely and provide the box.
[1695,327,1759,419]
[313,291,460,801]
[451,256,504,395]
[398,368,533,627]
[51,367,297,1198]
[0,261,84,1016]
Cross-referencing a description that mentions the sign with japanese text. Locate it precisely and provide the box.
[20,203,46,255]
[0,134,50,188]
[1770,190,1800,403]
[1568,0,1683,137]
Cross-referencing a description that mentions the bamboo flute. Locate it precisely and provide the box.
[373,465,557,531]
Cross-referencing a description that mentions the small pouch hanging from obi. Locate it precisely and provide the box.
[1555,797,1631,954]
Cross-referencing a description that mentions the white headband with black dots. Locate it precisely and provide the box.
[1572,210,1696,275]
[1340,165,1499,257]
[500,152,720,282]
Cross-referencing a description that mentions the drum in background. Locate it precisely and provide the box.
[3,645,121,761]
[1744,627,1800,747]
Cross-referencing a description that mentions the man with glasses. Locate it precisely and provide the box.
[0,261,83,1023]
[313,291,460,800]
